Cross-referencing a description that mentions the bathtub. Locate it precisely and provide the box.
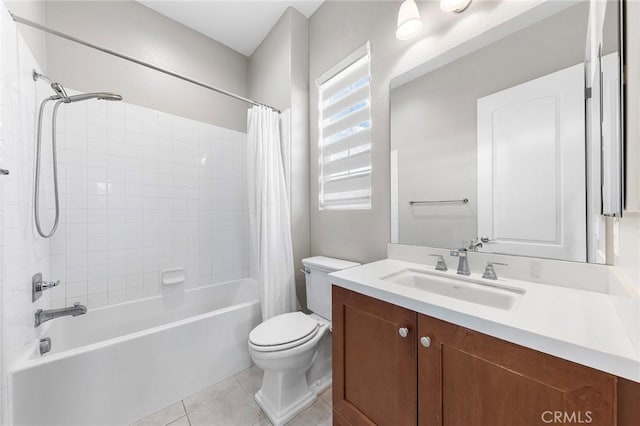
[10,279,261,426]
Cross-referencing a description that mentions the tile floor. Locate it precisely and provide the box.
[132,366,332,426]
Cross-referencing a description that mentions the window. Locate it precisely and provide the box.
[317,42,372,210]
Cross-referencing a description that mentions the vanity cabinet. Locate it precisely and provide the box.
[418,315,615,426]
[332,286,622,426]
[332,285,416,425]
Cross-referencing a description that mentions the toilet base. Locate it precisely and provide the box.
[308,372,332,396]
[248,314,332,425]
[255,388,316,426]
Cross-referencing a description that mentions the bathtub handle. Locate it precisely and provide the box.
[32,272,60,302]
[39,280,60,290]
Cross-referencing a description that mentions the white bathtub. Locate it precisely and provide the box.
[10,279,261,426]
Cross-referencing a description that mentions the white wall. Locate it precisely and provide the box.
[0,3,51,422]
[48,93,249,309]
[609,215,640,351]
[35,1,250,132]
[289,9,311,304]
[309,0,553,264]
[249,10,293,112]
[248,7,311,308]
[309,1,392,264]
[3,0,46,67]
[613,217,640,291]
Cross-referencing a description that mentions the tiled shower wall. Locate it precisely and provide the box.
[0,2,249,421]
[48,93,250,309]
[0,3,52,422]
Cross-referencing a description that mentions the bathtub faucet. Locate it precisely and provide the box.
[35,302,87,327]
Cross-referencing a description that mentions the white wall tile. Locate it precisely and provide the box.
[0,5,52,423]
[87,292,108,309]
[44,96,251,307]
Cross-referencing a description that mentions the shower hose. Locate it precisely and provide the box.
[34,97,64,238]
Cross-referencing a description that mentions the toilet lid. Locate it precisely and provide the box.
[249,312,319,349]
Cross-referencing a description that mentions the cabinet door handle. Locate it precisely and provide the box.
[398,327,409,338]
[420,336,431,347]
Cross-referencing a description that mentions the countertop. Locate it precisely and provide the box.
[330,259,640,382]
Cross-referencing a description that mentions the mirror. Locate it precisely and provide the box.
[390,0,623,264]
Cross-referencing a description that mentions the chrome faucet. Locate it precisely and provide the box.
[467,238,483,252]
[449,248,470,276]
[35,302,87,327]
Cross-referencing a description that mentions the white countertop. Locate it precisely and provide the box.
[330,259,640,382]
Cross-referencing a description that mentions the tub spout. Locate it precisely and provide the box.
[35,302,87,327]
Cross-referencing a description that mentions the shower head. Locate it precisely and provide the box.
[33,70,122,103]
[65,92,123,103]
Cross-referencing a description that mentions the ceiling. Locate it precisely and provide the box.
[138,0,325,56]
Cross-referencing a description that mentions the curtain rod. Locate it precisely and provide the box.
[10,12,281,114]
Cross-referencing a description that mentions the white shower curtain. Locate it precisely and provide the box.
[247,106,297,321]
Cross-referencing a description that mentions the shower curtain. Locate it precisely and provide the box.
[247,106,297,321]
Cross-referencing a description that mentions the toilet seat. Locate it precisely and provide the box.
[249,312,320,353]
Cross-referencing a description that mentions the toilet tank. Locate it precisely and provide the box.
[302,256,360,322]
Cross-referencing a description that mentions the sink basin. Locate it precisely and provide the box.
[382,269,526,310]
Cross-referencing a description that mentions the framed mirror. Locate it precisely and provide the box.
[390,0,624,264]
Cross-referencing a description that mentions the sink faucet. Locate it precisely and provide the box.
[35,302,87,327]
[467,238,483,252]
[449,248,471,276]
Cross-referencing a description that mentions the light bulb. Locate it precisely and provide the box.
[396,0,423,41]
[440,0,472,13]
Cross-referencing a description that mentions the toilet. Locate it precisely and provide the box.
[248,256,360,426]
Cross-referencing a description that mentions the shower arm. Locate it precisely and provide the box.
[33,70,70,101]
[32,70,53,84]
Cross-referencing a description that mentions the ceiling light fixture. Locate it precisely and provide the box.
[396,0,423,40]
[440,0,472,13]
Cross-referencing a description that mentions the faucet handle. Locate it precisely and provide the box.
[482,261,508,280]
[40,280,60,290]
[450,248,467,257]
[428,254,448,271]
[450,248,466,256]
[32,273,61,303]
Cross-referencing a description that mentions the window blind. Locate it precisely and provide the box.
[317,43,372,210]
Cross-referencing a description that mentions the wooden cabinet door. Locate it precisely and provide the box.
[332,286,417,426]
[618,377,640,426]
[417,314,616,426]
